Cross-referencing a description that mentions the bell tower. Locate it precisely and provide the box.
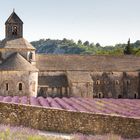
[5,10,23,40]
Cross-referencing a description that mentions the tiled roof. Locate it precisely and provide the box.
[5,11,23,24]
[0,38,35,50]
[38,75,68,87]
[0,53,38,71]
[36,54,140,72]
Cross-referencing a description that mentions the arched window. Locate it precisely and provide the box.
[6,83,9,91]
[96,80,100,85]
[12,26,18,35]
[134,94,137,99]
[98,92,103,98]
[19,83,22,91]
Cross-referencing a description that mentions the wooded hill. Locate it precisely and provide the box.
[20,39,140,55]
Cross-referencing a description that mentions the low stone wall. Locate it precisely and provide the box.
[0,102,139,138]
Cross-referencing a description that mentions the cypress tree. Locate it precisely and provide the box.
[124,38,132,55]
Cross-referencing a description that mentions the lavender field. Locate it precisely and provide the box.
[0,96,139,118]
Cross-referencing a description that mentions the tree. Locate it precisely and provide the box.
[134,40,140,48]
[124,38,132,55]
[62,38,67,43]
[83,41,89,46]
[96,43,101,47]
[78,40,82,45]
[89,43,94,48]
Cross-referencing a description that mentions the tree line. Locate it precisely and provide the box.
[31,38,140,55]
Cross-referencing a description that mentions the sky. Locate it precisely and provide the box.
[0,0,140,46]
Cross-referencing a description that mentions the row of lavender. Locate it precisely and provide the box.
[0,96,139,118]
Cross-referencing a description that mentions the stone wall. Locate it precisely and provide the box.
[0,102,139,138]
[6,22,23,39]
[69,82,93,98]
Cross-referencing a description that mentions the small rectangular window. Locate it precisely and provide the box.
[19,83,22,91]
[6,83,9,91]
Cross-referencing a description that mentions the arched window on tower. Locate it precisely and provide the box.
[19,83,22,91]
[12,26,18,35]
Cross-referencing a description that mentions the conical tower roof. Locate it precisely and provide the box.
[0,38,35,50]
[0,53,38,71]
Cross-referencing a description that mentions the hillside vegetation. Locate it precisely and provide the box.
[31,38,140,55]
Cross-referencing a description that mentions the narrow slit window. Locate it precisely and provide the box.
[126,80,130,85]
[19,83,22,91]
[134,94,137,99]
[6,83,9,91]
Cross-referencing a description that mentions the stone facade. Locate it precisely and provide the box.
[0,71,38,96]
[91,72,140,99]
[38,71,140,99]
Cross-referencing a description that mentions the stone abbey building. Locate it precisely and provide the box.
[0,11,140,99]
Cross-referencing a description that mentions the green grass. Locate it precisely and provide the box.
[0,125,65,140]
[0,124,139,140]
